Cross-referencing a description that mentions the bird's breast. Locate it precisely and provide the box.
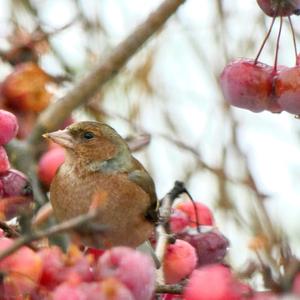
[50,166,154,248]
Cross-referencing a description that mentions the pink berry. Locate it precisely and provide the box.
[0,146,10,174]
[0,180,3,198]
[293,272,300,295]
[177,229,229,267]
[163,239,197,284]
[184,264,250,300]
[52,282,86,300]
[170,209,189,233]
[86,247,106,260]
[220,59,275,113]
[0,237,42,287]
[176,201,214,228]
[97,278,135,300]
[257,0,300,17]
[96,247,156,300]
[38,147,65,187]
[53,279,134,300]
[0,109,18,145]
[38,246,67,289]
[275,66,300,114]
[0,169,31,197]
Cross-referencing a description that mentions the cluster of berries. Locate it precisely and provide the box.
[0,109,33,221]
[221,0,300,115]
[0,234,156,300]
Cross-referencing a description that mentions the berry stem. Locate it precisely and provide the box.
[288,16,298,65]
[182,188,201,233]
[274,16,283,72]
[254,16,276,64]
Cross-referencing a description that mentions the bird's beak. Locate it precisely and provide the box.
[43,129,74,149]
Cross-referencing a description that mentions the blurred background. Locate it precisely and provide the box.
[1,0,300,288]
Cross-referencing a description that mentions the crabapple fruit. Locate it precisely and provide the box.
[220,59,275,112]
[163,239,197,284]
[96,247,155,300]
[0,109,18,145]
[257,0,300,17]
[38,147,65,187]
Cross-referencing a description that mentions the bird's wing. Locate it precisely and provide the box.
[128,162,158,223]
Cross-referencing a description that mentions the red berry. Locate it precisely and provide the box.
[0,169,31,197]
[38,147,65,187]
[220,59,276,113]
[175,201,214,228]
[170,209,189,233]
[0,109,18,145]
[163,239,197,284]
[184,264,250,300]
[52,279,134,300]
[97,278,135,300]
[177,229,229,267]
[2,62,52,113]
[52,282,86,300]
[0,237,42,297]
[38,246,66,289]
[96,247,156,300]
[293,272,300,295]
[0,146,10,174]
[275,66,300,114]
[257,0,300,17]
[86,247,106,260]
[39,245,94,290]
[0,180,3,198]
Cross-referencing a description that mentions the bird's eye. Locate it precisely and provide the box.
[83,131,95,140]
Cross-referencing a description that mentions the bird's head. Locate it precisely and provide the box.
[43,121,130,163]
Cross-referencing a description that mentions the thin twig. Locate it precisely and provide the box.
[156,283,183,294]
[0,221,20,238]
[0,209,105,261]
[155,181,187,284]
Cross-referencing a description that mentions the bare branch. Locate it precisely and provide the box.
[29,0,187,145]
[155,181,187,284]
[156,283,183,294]
[0,208,105,261]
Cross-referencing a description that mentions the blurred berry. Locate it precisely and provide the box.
[220,59,278,113]
[0,146,10,174]
[163,239,197,284]
[2,62,52,113]
[0,169,31,197]
[175,201,214,228]
[0,236,42,297]
[0,109,18,145]
[170,209,189,233]
[275,66,300,115]
[256,0,300,17]
[96,247,156,300]
[184,264,251,300]
[177,229,229,267]
[38,147,65,188]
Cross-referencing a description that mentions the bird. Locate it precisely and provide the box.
[43,121,158,249]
